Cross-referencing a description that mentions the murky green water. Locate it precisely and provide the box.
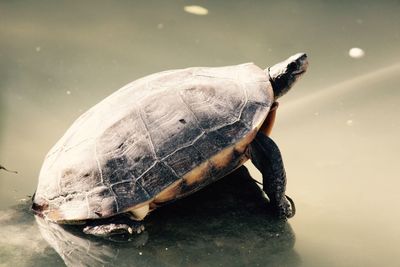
[1,1,400,266]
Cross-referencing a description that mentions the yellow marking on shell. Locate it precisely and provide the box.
[129,203,150,221]
[210,147,234,169]
[234,128,258,154]
[183,160,210,186]
[150,161,211,207]
[46,208,87,225]
[45,209,63,223]
[260,102,278,136]
[153,179,183,204]
[255,114,268,132]
[150,128,259,207]
[149,202,158,211]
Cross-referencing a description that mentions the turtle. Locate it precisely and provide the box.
[32,53,308,237]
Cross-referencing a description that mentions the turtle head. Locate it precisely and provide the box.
[267,53,308,100]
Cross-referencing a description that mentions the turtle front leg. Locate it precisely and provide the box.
[83,217,145,238]
[249,131,295,219]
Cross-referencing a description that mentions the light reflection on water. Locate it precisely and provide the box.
[1,1,400,266]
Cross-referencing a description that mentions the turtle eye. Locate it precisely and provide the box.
[287,62,297,71]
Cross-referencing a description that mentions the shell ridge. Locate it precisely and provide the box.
[178,78,248,145]
[62,138,94,153]
[178,90,207,133]
[110,161,158,186]
[177,89,216,159]
[94,137,120,212]
[162,161,180,180]
[85,193,90,218]
[207,116,251,133]
[161,132,206,161]
[94,138,104,185]
[177,88,233,158]
[193,74,236,80]
[184,89,239,136]
[46,191,81,202]
[113,132,207,187]
[236,81,250,128]
[138,107,158,159]
[137,181,151,199]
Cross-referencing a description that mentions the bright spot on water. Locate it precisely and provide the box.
[184,5,209,15]
[35,46,41,52]
[349,47,365,58]
[157,23,164,29]
[139,251,143,255]
[66,90,71,95]
[346,119,353,126]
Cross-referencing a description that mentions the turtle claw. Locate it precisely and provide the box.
[273,195,296,219]
[83,222,145,238]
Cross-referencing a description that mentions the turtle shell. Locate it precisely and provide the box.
[32,63,274,222]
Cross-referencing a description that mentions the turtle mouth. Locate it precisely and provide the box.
[293,54,309,76]
[292,69,305,76]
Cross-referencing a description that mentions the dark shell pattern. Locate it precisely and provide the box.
[33,63,273,222]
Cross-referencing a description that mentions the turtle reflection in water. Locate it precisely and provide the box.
[32,53,308,237]
[35,167,299,267]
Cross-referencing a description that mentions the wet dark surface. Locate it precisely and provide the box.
[1,1,400,266]
[2,167,299,267]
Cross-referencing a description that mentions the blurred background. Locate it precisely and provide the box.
[1,1,399,266]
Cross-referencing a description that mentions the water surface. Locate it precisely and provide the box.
[1,1,400,266]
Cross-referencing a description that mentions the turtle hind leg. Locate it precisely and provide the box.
[83,215,145,239]
[249,131,295,219]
